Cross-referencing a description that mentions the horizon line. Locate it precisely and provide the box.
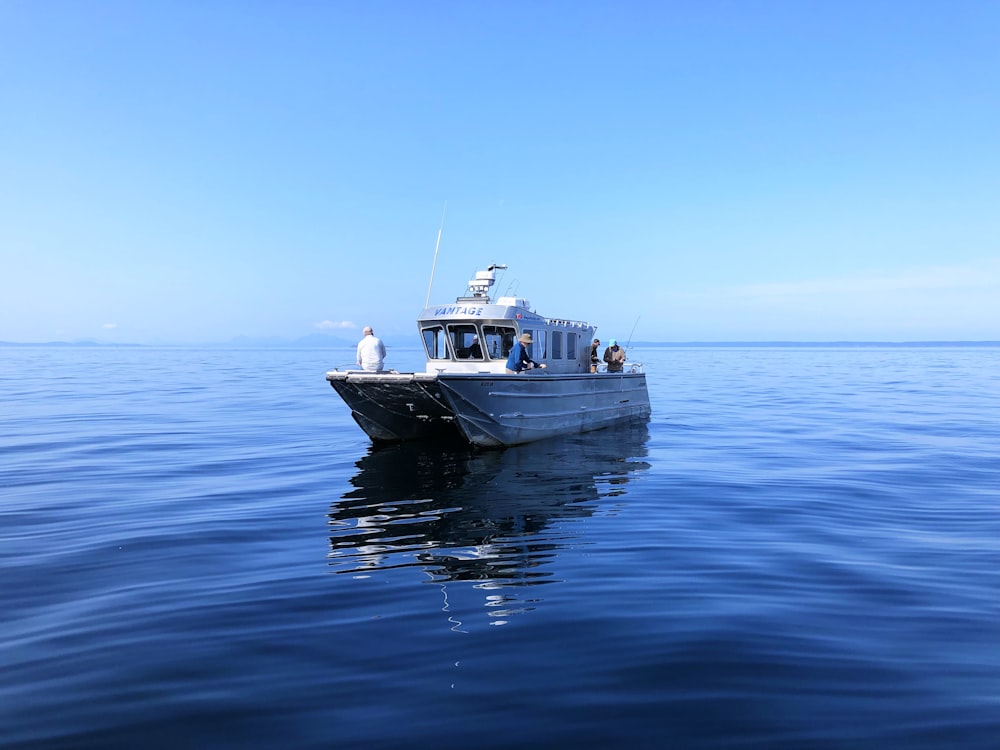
[3,338,1000,348]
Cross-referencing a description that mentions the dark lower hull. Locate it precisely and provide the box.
[326,372,459,443]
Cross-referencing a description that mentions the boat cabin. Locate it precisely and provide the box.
[416,265,595,375]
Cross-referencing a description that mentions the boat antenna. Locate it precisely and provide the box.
[425,201,447,308]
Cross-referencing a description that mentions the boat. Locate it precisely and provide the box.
[326,264,651,448]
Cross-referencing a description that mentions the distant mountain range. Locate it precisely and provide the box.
[0,339,145,347]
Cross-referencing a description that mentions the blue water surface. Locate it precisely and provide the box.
[2,344,998,749]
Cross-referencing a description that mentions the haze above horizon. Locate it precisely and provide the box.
[2,1,998,345]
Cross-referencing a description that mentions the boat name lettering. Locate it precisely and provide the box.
[480,381,494,387]
[434,305,484,316]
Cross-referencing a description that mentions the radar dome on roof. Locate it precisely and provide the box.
[466,263,507,299]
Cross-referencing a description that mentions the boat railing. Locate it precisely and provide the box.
[327,365,402,374]
[544,317,590,329]
[593,362,644,374]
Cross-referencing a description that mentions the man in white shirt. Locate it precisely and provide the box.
[356,326,387,372]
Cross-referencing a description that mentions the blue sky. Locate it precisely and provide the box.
[2,1,998,344]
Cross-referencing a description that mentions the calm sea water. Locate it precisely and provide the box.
[2,344,998,749]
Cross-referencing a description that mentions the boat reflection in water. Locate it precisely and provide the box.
[328,419,650,627]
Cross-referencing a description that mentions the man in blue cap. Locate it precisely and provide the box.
[603,338,625,373]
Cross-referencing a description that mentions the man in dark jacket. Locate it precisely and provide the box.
[506,332,546,373]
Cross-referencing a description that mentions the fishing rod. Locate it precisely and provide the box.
[424,202,448,308]
[618,316,641,388]
[625,316,640,350]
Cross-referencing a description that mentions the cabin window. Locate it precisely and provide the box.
[421,326,449,360]
[552,331,563,359]
[482,325,516,359]
[448,324,483,359]
[534,330,547,359]
[567,332,578,360]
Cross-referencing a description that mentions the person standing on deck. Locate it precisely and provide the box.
[356,326,387,372]
[603,339,625,373]
[505,332,546,374]
[590,338,601,372]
